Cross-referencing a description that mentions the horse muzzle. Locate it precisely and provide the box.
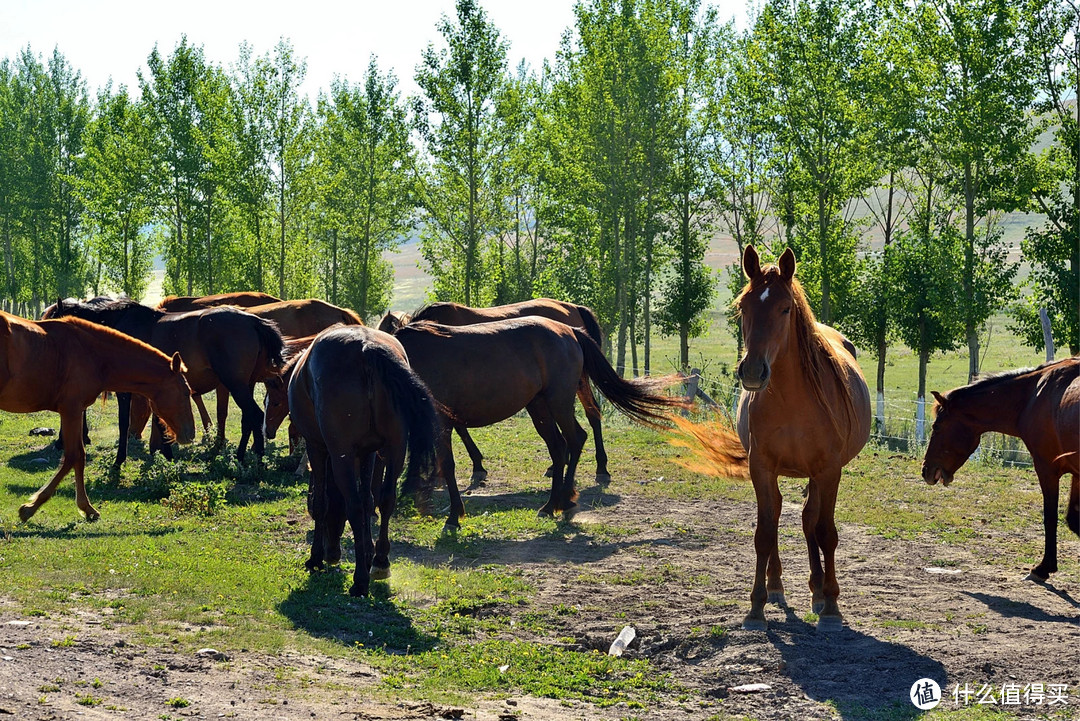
[922,466,952,487]
[737,358,770,392]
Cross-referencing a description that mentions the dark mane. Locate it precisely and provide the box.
[408,303,450,323]
[938,357,1079,412]
[398,319,455,338]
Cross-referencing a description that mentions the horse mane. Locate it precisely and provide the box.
[409,302,454,323]
[935,356,1079,414]
[736,268,857,435]
[398,319,455,337]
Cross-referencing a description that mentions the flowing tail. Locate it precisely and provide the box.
[252,316,287,381]
[669,415,749,480]
[573,328,684,427]
[577,305,604,349]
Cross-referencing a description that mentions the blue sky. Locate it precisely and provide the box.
[2,0,747,101]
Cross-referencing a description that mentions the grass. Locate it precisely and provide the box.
[0,332,1075,720]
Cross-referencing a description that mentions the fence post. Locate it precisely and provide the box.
[681,369,701,417]
[1039,308,1055,362]
[916,395,926,445]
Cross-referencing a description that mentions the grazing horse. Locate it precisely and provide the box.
[382,299,611,484]
[157,291,281,313]
[130,299,363,440]
[671,246,870,631]
[0,311,195,520]
[44,298,285,463]
[386,317,683,527]
[922,357,1079,581]
[288,326,438,597]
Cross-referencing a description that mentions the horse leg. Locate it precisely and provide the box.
[227,383,264,462]
[455,426,488,485]
[215,384,229,448]
[744,462,779,631]
[578,378,609,484]
[81,409,90,446]
[1067,474,1079,537]
[372,447,404,580]
[329,452,373,598]
[304,442,330,572]
[1029,460,1061,581]
[528,399,568,518]
[192,393,212,434]
[437,427,466,531]
[802,480,826,613]
[814,472,843,631]
[20,407,86,521]
[149,415,174,460]
[555,412,586,519]
[114,392,132,467]
[766,487,785,606]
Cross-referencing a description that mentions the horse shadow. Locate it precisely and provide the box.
[5,524,176,541]
[6,446,62,473]
[757,608,948,720]
[278,571,436,653]
[962,589,1080,619]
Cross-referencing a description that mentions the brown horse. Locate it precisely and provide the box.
[671,246,870,632]
[922,357,1079,581]
[0,311,195,520]
[383,299,610,484]
[44,298,285,463]
[131,299,362,439]
[386,317,683,528]
[157,291,281,313]
[288,326,439,596]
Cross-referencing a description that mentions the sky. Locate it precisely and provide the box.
[2,0,748,102]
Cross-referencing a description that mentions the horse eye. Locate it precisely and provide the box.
[781,307,791,315]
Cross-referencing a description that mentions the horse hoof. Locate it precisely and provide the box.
[812,601,825,615]
[537,506,555,519]
[595,473,612,486]
[742,616,767,632]
[816,615,844,633]
[370,566,391,581]
[442,520,460,535]
[304,560,323,573]
[17,504,36,523]
[348,584,368,598]
[767,591,787,606]
[561,503,579,522]
[470,470,488,483]
[1024,571,1049,583]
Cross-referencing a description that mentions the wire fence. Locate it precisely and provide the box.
[681,368,1033,469]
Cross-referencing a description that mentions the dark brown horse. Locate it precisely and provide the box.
[671,246,870,632]
[0,311,195,520]
[157,291,281,313]
[386,317,683,528]
[43,298,285,463]
[923,357,1079,581]
[131,299,362,440]
[287,326,438,597]
[382,298,611,484]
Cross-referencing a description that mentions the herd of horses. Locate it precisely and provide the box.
[0,245,1076,628]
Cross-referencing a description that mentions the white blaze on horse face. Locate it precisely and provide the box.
[759,287,770,303]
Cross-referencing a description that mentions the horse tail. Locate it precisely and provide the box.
[668,415,749,480]
[576,304,604,348]
[573,327,684,427]
[251,315,287,380]
[1067,471,1079,537]
[366,349,440,501]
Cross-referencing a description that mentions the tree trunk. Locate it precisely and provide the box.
[964,160,978,382]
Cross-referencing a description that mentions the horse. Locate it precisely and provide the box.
[129,299,362,440]
[670,246,870,632]
[157,291,281,313]
[0,311,195,520]
[385,316,683,528]
[287,325,438,597]
[922,357,1079,581]
[381,298,611,485]
[43,298,285,463]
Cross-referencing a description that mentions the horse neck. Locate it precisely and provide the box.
[950,376,1032,437]
[77,327,172,398]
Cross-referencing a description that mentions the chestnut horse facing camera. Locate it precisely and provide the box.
[922,357,1079,582]
[671,245,870,632]
[0,311,195,520]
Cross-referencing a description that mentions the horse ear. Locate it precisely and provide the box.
[931,390,946,407]
[778,248,796,282]
[170,352,183,374]
[743,245,762,280]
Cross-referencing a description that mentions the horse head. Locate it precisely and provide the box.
[263,374,290,440]
[735,245,797,392]
[378,312,408,335]
[921,390,978,486]
[148,352,196,445]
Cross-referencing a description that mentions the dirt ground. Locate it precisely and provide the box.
[0,472,1077,721]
